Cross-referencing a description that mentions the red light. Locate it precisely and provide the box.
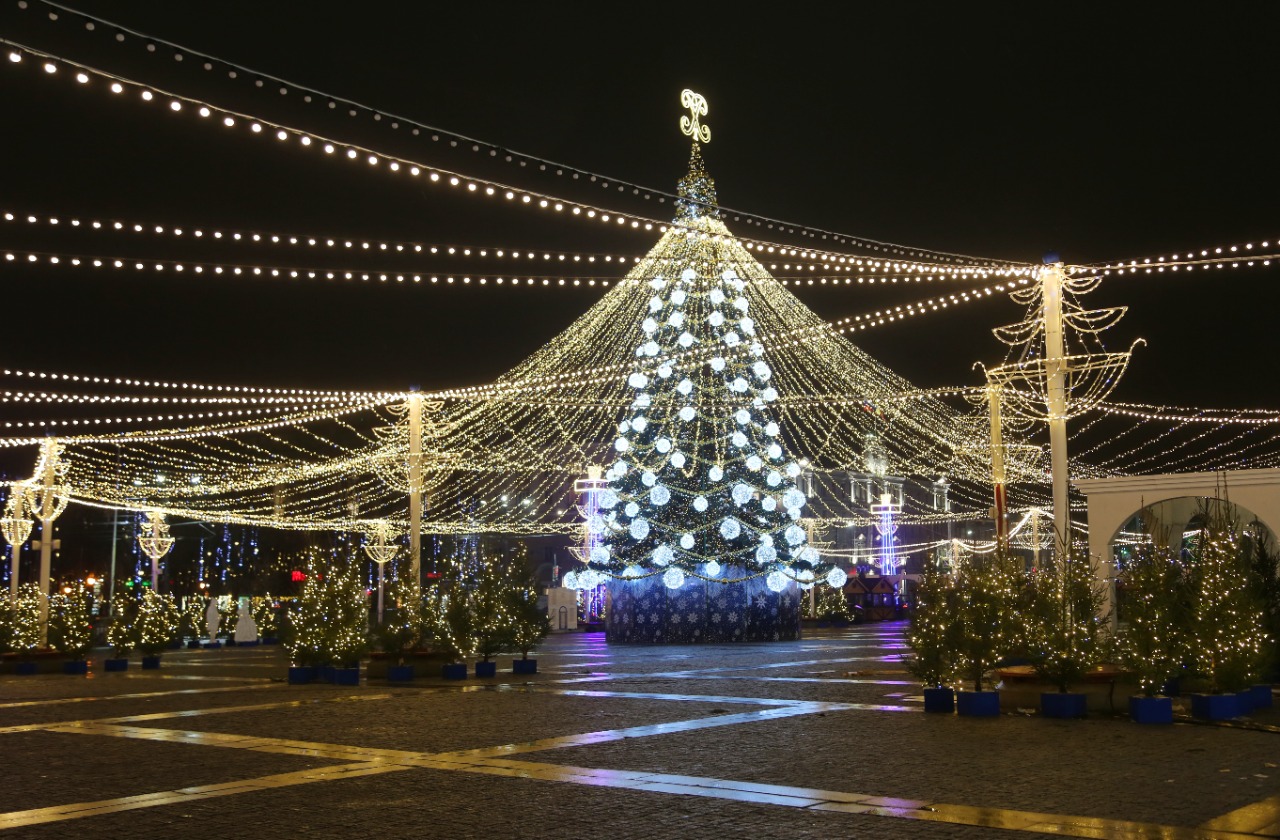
[291,570,306,582]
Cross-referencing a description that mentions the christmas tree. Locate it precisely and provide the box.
[285,552,368,667]
[508,553,551,659]
[252,595,278,640]
[11,583,42,652]
[0,597,13,652]
[179,596,206,642]
[1189,502,1268,693]
[952,549,1027,691]
[134,590,180,656]
[1027,548,1108,692]
[107,592,137,657]
[908,560,961,688]
[587,145,843,603]
[48,592,94,660]
[1117,532,1191,697]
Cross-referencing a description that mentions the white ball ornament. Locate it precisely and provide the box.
[655,437,672,453]
[615,437,630,452]
[785,462,802,478]
[764,421,779,436]
[708,311,725,327]
[643,341,660,357]
[650,485,671,506]
[632,416,648,433]
[783,488,806,510]
[721,269,739,282]
[826,567,848,589]
[649,296,662,312]
[709,465,724,481]
[629,518,650,540]
[562,570,579,589]
[650,277,666,289]
[720,517,741,539]
[710,357,726,372]
[670,451,686,468]
[734,297,749,312]
[740,317,756,336]
[800,546,820,564]
[622,565,644,579]
[692,495,709,512]
[735,409,751,425]
[668,311,685,328]
[723,331,741,347]
[704,560,721,577]
[681,268,697,282]
[599,490,618,509]
[766,471,782,487]
[731,377,749,393]
[586,514,606,535]
[671,289,687,306]
[746,455,763,471]
[785,524,806,546]
[641,470,657,487]
[766,571,787,593]
[678,332,694,348]
[627,373,648,389]
[589,545,610,564]
[750,342,765,357]
[761,496,778,512]
[762,387,779,402]
[635,393,652,409]
[756,543,777,564]
[767,443,783,460]
[679,406,696,422]
[710,288,726,305]
[625,501,640,517]
[642,317,658,334]
[652,544,674,566]
[731,431,748,447]
[657,364,673,379]
[613,459,628,476]
[676,378,694,396]
[731,483,752,505]
[680,533,695,550]
[663,567,685,590]
[753,361,770,379]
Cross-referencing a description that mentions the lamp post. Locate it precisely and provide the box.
[362,520,400,624]
[136,511,175,591]
[26,440,71,643]
[1,484,33,597]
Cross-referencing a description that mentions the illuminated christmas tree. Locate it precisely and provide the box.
[952,549,1027,691]
[470,549,514,665]
[134,590,180,656]
[285,551,368,667]
[48,592,94,660]
[1189,503,1268,693]
[1027,550,1108,692]
[12,583,42,652]
[908,561,961,688]
[0,597,13,652]
[1117,535,1191,697]
[107,592,137,657]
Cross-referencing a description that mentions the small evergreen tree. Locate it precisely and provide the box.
[1117,536,1191,697]
[373,576,420,665]
[107,592,137,657]
[471,552,515,663]
[179,596,206,642]
[134,590,180,656]
[508,564,551,660]
[285,554,368,667]
[252,595,279,639]
[908,561,960,688]
[1189,502,1269,693]
[814,582,852,621]
[1247,529,1280,682]
[0,597,13,653]
[12,583,43,652]
[1027,547,1108,692]
[953,549,1026,691]
[48,592,94,660]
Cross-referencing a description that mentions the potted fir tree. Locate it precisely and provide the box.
[509,565,551,675]
[1028,548,1108,719]
[135,590,180,668]
[105,592,136,671]
[48,592,94,674]
[11,583,43,674]
[1187,505,1268,720]
[440,584,476,680]
[180,597,206,648]
[908,560,960,712]
[953,549,1025,716]
[471,553,512,678]
[1117,534,1190,724]
[285,555,368,685]
[0,597,13,670]
[253,596,280,645]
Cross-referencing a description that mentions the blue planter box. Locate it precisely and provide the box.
[956,690,1000,717]
[333,667,360,686]
[512,659,538,675]
[1252,684,1274,709]
[1191,693,1239,721]
[475,661,497,678]
[202,641,222,649]
[167,640,183,650]
[261,637,279,645]
[1040,692,1088,719]
[186,640,201,649]
[441,663,467,680]
[63,660,89,675]
[15,662,38,676]
[387,665,415,682]
[1238,689,1256,714]
[141,656,162,670]
[923,686,955,713]
[287,665,316,684]
[104,658,129,672]
[1129,695,1173,724]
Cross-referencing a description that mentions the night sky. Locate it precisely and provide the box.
[1,1,1277,419]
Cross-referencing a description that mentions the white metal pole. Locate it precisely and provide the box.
[37,442,56,645]
[1041,262,1071,566]
[407,393,423,587]
[987,382,1008,550]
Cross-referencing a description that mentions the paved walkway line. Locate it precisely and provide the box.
[1201,794,1280,835]
[0,682,279,711]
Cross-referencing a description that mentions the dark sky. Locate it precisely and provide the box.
[1,1,1277,414]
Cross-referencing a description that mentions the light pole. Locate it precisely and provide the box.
[136,511,175,591]
[362,520,401,624]
[27,440,70,643]
[1,484,33,597]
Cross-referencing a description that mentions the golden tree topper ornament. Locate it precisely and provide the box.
[680,89,711,144]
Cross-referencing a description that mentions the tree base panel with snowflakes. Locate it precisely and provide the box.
[605,570,802,644]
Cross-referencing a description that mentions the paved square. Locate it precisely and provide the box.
[1,622,1278,838]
